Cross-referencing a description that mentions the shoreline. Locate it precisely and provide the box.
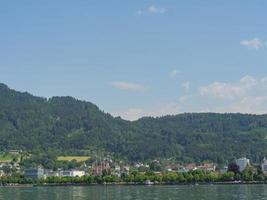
[1,181,267,188]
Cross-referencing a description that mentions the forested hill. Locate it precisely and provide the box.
[1,83,267,164]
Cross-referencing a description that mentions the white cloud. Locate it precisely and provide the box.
[170,69,181,78]
[199,75,258,100]
[240,38,264,50]
[198,75,267,114]
[238,96,267,112]
[199,82,246,100]
[148,5,167,14]
[179,95,190,103]
[110,81,145,92]
[137,5,167,16]
[209,96,267,114]
[113,108,145,121]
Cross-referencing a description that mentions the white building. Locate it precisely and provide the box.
[261,158,267,175]
[59,170,85,177]
[71,170,85,177]
[236,157,250,172]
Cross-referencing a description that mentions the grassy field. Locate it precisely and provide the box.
[0,154,13,162]
[57,156,90,162]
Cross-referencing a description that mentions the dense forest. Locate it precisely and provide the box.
[1,83,267,164]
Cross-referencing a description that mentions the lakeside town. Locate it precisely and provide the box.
[1,150,267,185]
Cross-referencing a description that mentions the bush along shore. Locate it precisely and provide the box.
[1,167,267,186]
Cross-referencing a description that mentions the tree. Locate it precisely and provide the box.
[228,163,240,174]
[222,171,235,181]
[149,162,162,172]
[241,166,255,181]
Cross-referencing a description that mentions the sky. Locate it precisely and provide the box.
[1,0,267,120]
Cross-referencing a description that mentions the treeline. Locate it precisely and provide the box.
[2,83,267,164]
[1,168,267,185]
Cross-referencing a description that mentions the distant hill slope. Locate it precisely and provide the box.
[1,83,267,164]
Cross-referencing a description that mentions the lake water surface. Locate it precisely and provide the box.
[0,185,267,200]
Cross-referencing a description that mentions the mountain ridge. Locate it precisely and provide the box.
[1,83,267,164]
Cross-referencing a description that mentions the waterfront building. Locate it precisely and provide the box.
[8,150,22,155]
[0,170,5,177]
[59,170,85,177]
[112,165,121,177]
[24,167,44,179]
[236,157,250,172]
[92,162,111,176]
[44,169,59,177]
[59,170,71,177]
[197,163,216,172]
[261,158,267,175]
[71,170,85,177]
[0,162,12,168]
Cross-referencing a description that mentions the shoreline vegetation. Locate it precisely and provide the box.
[1,167,267,187]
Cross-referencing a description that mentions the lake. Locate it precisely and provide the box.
[0,185,267,200]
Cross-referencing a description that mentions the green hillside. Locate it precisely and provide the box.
[1,83,267,164]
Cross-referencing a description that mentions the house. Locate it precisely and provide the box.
[92,162,111,176]
[165,164,178,172]
[184,164,197,171]
[0,170,5,177]
[197,163,216,172]
[261,158,267,175]
[24,167,44,179]
[219,166,228,174]
[44,169,59,177]
[0,162,12,168]
[71,170,85,177]
[93,165,103,176]
[8,150,21,155]
[120,166,130,176]
[112,165,121,177]
[236,157,250,172]
[177,167,189,173]
[59,170,85,177]
[59,170,72,177]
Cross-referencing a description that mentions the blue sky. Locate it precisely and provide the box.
[1,0,267,120]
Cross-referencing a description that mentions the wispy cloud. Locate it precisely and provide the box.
[181,81,190,90]
[111,75,267,120]
[110,81,145,92]
[240,38,264,50]
[111,103,180,121]
[148,5,167,14]
[137,10,143,15]
[137,5,167,15]
[179,95,190,103]
[170,69,181,78]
